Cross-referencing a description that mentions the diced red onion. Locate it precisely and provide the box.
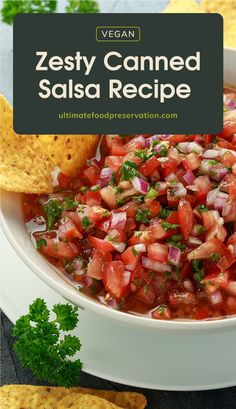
[110,241,126,253]
[107,298,119,309]
[187,142,203,154]
[218,148,236,158]
[168,246,181,266]
[123,271,131,286]
[89,158,100,169]
[183,170,196,185]
[141,256,172,273]
[145,135,161,148]
[206,189,220,206]
[165,172,177,182]
[211,167,229,181]
[131,176,150,194]
[110,212,127,230]
[154,142,169,154]
[214,193,229,212]
[177,142,190,153]
[84,274,94,287]
[100,167,113,180]
[203,149,219,159]
[199,159,212,175]
[171,182,187,198]
[208,290,223,305]
[183,279,194,292]
[133,244,146,253]
[187,236,203,246]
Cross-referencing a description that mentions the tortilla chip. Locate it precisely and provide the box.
[0,385,63,409]
[58,393,123,409]
[0,95,53,193]
[162,0,202,13]
[202,0,236,49]
[0,95,100,193]
[0,385,147,409]
[163,0,236,49]
[38,133,100,179]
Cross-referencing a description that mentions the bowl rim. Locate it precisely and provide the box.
[1,47,236,331]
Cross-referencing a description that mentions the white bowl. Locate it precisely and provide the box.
[1,48,236,333]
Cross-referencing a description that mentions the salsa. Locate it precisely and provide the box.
[22,87,236,321]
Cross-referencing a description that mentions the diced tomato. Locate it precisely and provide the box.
[149,200,161,218]
[178,198,194,239]
[193,307,211,320]
[169,291,197,306]
[120,200,139,217]
[221,151,236,167]
[100,186,117,209]
[125,136,145,152]
[148,243,168,262]
[89,236,114,255]
[147,222,167,241]
[57,172,71,189]
[139,156,160,177]
[85,191,101,206]
[152,305,171,320]
[40,239,79,260]
[161,158,178,178]
[192,176,211,201]
[87,251,112,280]
[58,219,82,241]
[105,156,123,173]
[83,166,100,185]
[219,109,236,138]
[135,285,155,305]
[102,261,130,299]
[182,152,201,171]
[121,246,141,270]
[111,142,126,156]
[201,271,229,293]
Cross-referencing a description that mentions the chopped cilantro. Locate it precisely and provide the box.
[210,252,220,262]
[36,238,47,250]
[63,196,79,210]
[208,160,219,166]
[213,137,219,144]
[63,260,75,274]
[161,222,180,231]
[155,305,167,315]
[43,199,63,230]
[143,284,149,294]
[120,161,138,181]
[135,149,148,161]
[135,209,151,223]
[132,247,139,257]
[158,145,168,157]
[146,188,157,199]
[109,171,116,186]
[192,260,205,284]
[82,216,93,230]
[91,184,100,192]
[196,225,205,235]
[198,204,208,213]
[158,208,172,219]
[133,195,145,203]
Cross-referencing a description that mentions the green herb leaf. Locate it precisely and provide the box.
[43,199,63,230]
[82,216,93,230]
[210,252,220,262]
[158,208,172,219]
[36,238,47,250]
[161,221,180,231]
[1,0,57,25]
[135,209,151,223]
[120,161,138,181]
[12,298,82,387]
[66,0,99,13]
[197,204,208,213]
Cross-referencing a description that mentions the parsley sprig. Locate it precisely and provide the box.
[12,298,82,387]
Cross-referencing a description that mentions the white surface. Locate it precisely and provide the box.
[1,224,236,391]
